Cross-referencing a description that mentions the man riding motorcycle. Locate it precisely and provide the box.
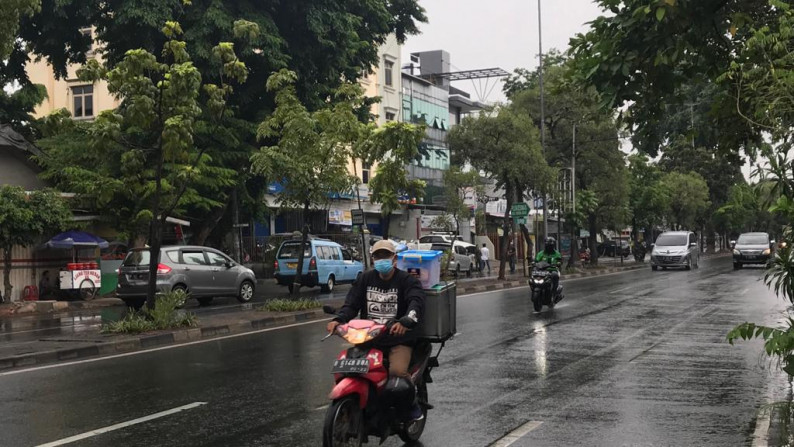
[535,237,562,296]
[326,239,425,421]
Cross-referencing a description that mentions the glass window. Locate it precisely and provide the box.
[342,249,352,261]
[737,234,769,245]
[182,251,208,265]
[655,234,687,246]
[331,247,341,260]
[277,242,311,259]
[71,85,94,118]
[206,251,230,266]
[123,250,150,267]
[385,112,396,122]
[166,251,180,263]
[384,60,394,86]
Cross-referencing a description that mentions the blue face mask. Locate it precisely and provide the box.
[374,259,394,275]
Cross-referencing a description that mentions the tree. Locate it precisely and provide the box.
[507,54,629,265]
[16,0,427,241]
[73,20,250,309]
[627,154,670,243]
[251,70,360,296]
[366,122,427,239]
[441,167,483,236]
[0,186,72,301]
[659,172,711,231]
[449,107,553,280]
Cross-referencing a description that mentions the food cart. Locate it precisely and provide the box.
[45,231,109,301]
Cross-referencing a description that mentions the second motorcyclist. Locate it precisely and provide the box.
[535,237,562,296]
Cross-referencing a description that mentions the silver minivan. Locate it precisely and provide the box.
[117,246,256,308]
[650,231,700,270]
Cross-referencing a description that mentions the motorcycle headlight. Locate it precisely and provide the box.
[763,248,771,255]
[733,249,741,255]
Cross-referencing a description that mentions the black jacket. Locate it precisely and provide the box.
[334,268,425,346]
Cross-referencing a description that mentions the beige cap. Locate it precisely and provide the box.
[371,239,396,254]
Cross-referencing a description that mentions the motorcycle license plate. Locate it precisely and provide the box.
[332,358,370,374]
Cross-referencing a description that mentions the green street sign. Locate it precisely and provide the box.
[511,202,529,216]
[514,217,527,225]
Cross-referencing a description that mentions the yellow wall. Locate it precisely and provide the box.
[26,28,119,120]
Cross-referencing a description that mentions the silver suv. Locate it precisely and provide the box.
[117,246,256,309]
[650,231,700,271]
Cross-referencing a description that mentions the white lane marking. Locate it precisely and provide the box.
[752,406,771,447]
[489,420,543,447]
[0,319,330,377]
[608,286,631,294]
[314,404,329,411]
[35,402,207,446]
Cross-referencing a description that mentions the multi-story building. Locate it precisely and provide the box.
[26,28,119,120]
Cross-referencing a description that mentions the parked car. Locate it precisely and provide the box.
[417,240,474,277]
[733,232,774,269]
[650,231,700,271]
[419,233,463,244]
[117,246,256,309]
[274,238,364,293]
[597,240,630,257]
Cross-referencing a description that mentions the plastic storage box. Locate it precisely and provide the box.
[416,283,457,342]
[397,250,443,289]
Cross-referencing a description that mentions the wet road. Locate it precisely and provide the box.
[0,257,788,446]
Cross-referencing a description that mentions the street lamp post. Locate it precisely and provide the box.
[537,0,549,247]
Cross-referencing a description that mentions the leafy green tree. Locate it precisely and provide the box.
[365,122,427,239]
[449,107,553,279]
[0,186,72,301]
[441,167,483,236]
[251,70,360,295]
[73,20,249,308]
[507,54,629,264]
[659,171,711,231]
[15,0,427,240]
[627,154,670,243]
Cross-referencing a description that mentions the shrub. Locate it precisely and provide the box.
[102,290,197,334]
[258,298,322,312]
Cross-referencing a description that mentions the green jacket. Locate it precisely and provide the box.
[535,250,562,269]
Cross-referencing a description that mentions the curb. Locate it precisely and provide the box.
[0,307,331,372]
[0,259,697,372]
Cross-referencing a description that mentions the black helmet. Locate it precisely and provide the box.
[545,237,556,251]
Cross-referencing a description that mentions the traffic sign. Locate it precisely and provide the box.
[511,202,530,216]
[351,209,365,226]
[514,217,527,225]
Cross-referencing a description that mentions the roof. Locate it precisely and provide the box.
[0,124,47,189]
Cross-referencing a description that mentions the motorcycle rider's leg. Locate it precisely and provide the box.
[387,345,423,421]
[551,271,560,295]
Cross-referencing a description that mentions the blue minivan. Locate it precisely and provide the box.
[274,238,364,292]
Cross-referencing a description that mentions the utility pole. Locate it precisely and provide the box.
[571,123,576,265]
[538,0,549,247]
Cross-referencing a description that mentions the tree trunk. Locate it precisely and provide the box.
[2,245,12,302]
[706,222,716,254]
[145,149,166,310]
[190,200,230,246]
[382,213,392,240]
[498,178,514,280]
[567,223,579,270]
[588,213,599,265]
[291,201,311,297]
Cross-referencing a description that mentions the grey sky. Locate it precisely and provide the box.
[402,0,604,103]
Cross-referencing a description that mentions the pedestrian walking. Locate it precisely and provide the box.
[480,243,491,275]
[508,241,516,273]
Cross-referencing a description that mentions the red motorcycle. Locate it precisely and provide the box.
[321,308,443,446]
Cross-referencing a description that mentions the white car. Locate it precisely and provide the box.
[650,231,700,271]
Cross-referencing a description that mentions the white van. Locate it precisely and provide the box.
[650,231,700,271]
[418,240,475,277]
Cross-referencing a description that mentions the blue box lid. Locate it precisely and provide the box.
[397,250,443,262]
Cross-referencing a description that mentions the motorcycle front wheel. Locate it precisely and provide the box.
[531,289,543,312]
[323,396,363,447]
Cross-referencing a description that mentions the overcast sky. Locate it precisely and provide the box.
[402,0,604,103]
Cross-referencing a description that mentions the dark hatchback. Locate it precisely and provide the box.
[733,232,774,269]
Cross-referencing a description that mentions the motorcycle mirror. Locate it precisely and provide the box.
[322,305,337,315]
